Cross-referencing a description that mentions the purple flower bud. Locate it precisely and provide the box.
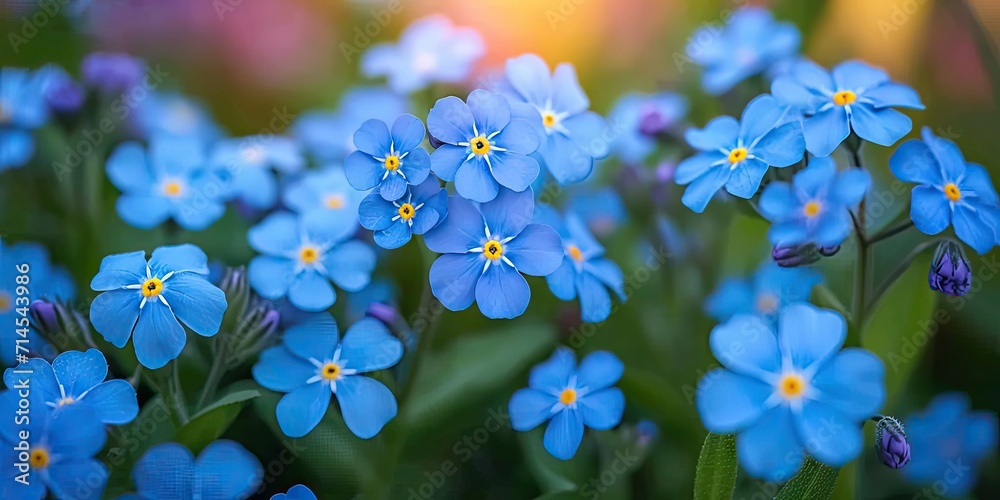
[771,244,820,268]
[260,309,281,337]
[366,302,398,326]
[428,133,445,150]
[36,65,84,114]
[81,52,145,94]
[29,300,59,331]
[929,241,971,296]
[638,107,670,137]
[818,245,840,257]
[874,416,910,469]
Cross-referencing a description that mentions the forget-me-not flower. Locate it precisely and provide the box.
[210,135,304,209]
[608,92,688,163]
[686,8,801,95]
[760,156,871,248]
[359,177,447,249]
[89,244,227,369]
[283,166,367,233]
[106,137,226,230]
[503,54,609,185]
[427,90,540,202]
[361,15,484,94]
[704,261,821,323]
[509,348,625,460]
[568,187,627,238]
[126,440,263,499]
[133,91,221,140]
[272,484,317,500]
[0,67,47,171]
[890,127,1000,254]
[252,314,404,438]
[535,205,625,323]
[696,304,885,481]
[248,212,375,312]
[36,64,84,114]
[424,188,563,319]
[675,94,805,213]
[293,87,406,163]
[345,114,432,201]
[772,59,924,156]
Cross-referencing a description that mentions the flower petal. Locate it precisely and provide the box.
[455,159,500,203]
[546,258,577,301]
[681,165,731,213]
[752,121,805,167]
[578,388,624,430]
[248,256,296,300]
[288,272,336,312]
[759,182,799,222]
[530,348,576,393]
[576,271,611,323]
[505,224,563,276]
[795,401,864,467]
[277,382,331,438]
[282,313,340,360]
[374,221,412,249]
[91,251,146,290]
[696,368,772,434]
[47,459,108,500]
[539,132,593,185]
[725,158,769,199]
[353,119,391,157]
[849,105,912,148]
[575,351,623,391]
[833,60,889,90]
[248,212,301,256]
[831,168,871,206]
[423,196,483,253]
[195,440,263,499]
[685,116,739,151]
[803,106,850,157]
[133,302,186,369]
[133,443,195,498]
[468,89,511,136]
[675,152,727,186]
[910,185,951,235]
[116,195,172,229]
[490,151,539,192]
[777,304,845,374]
[543,408,584,460]
[427,96,474,145]
[710,314,780,377]
[889,139,941,185]
[339,318,403,373]
[53,349,108,398]
[89,289,141,348]
[324,241,376,292]
[48,404,106,458]
[336,375,398,439]
[379,172,408,201]
[106,141,151,192]
[476,264,530,319]
[344,150,384,191]
[953,203,996,255]
[739,94,784,143]
[390,113,426,152]
[810,348,885,420]
[399,147,431,185]
[429,253,482,312]
[82,379,139,425]
[551,63,589,115]
[736,406,804,482]
[253,346,317,392]
[163,273,226,337]
[480,187,535,239]
[864,82,924,109]
[429,144,469,182]
[509,388,556,431]
[505,54,552,107]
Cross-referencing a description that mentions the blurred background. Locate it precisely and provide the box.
[1,0,999,498]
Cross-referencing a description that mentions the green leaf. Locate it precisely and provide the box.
[175,388,259,454]
[861,254,936,409]
[775,458,839,500]
[693,433,737,500]
[103,396,178,498]
[517,427,588,494]
[618,368,697,446]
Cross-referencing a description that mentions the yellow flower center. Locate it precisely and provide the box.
[299,246,320,264]
[384,155,400,171]
[804,200,822,218]
[559,388,577,405]
[728,147,748,164]
[470,136,491,155]
[0,291,11,313]
[320,362,341,380]
[567,245,584,262]
[141,278,164,298]
[542,111,558,129]
[944,183,961,202]
[398,203,416,220]
[57,397,75,407]
[483,240,503,260]
[325,194,345,210]
[30,448,49,469]
[163,181,183,197]
[778,373,807,399]
[756,293,779,314]
[833,91,857,106]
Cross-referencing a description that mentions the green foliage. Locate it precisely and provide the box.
[775,458,839,500]
[175,389,260,454]
[694,433,738,500]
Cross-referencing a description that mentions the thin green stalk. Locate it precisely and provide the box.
[167,360,189,426]
[869,219,915,245]
[195,336,229,411]
[866,239,940,311]
[847,141,869,343]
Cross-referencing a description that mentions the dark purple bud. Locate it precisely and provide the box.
[81,52,145,94]
[929,241,971,296]
[29,300,59,331]
[874,416,910,469]
[771,244,820,268]
[37,65,84,114]
[638,105,670,137]
[366,302,398,326]
[818,245,840,257]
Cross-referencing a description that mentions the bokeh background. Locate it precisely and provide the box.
[1,0,999,498]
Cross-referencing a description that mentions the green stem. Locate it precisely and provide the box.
[869,219,914,245]
[847,141,869,343]
[195,336,229,411]
[866,239,940,311]
[166,361,189,426]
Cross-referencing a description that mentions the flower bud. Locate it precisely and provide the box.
[929,241,971,296]
[874,416,910,469]
[28,300,95,359]
[81,53,145,94]
[366,302,398,327]
[638,107,670,137]
[771,244,821,268]
[818,245,840,257]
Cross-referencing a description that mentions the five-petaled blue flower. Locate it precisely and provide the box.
[696,304,885,481]
[675,94,805,213]
[359,177,447,249]
[0,393,107,500]
[248,212,375,312]
[687,7,801,95]
[293,87,406,163]
[760,156,871,248]
[890,127,1000,254]
[704,260,821,323]
[424,188,563,319]
[609,92,688,163]
[534,205,625,323]
[125,440,263,500]
[0,67,48,171]
[361,15,485,94]
[345,114,432,201]
[503,54,609,185]
[272,484,317,500]
[8,349,138,425]
[772,59,925,156]
[89,244,227,369]
[106,137,226,230]
[509,348,625,460]
[210,135,304,209]
[902,392,998,497]
[252,314,404,438]
[427,89,540,203]
[283,166,367,233]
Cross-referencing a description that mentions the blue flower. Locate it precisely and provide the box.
[0,393,107,500]
[81,52,145,94]
[675,94,805,212]
[704,260,821,323]
[35,64,84,114]
[424,188,563,319]
[696,304,885,481]
[772,59,924,156]
[272,484,317,500]
[133,91,221,140]
[502,54,609,185]
[686,8,801,95]
[345,114,432,201]
[89,244,227,369]
[427,90,540,202]
[252,314,403,438]
[282,166,367,233]
[759,156,871,247]
[5,349,138,424]
[247,212,375,312]
[890,127,1000,254]
[359,177,447,249]
[567,187,627,238]
[361,15,484,94]
[608,92,688,163]
[106,136,226,230]
[534,205,625,323]
[126,440,263,499]
[0,67,48,171]
[210,135,304,209]
[293,87,406,163]
[902,393,998,497]
[509,348,625,460]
